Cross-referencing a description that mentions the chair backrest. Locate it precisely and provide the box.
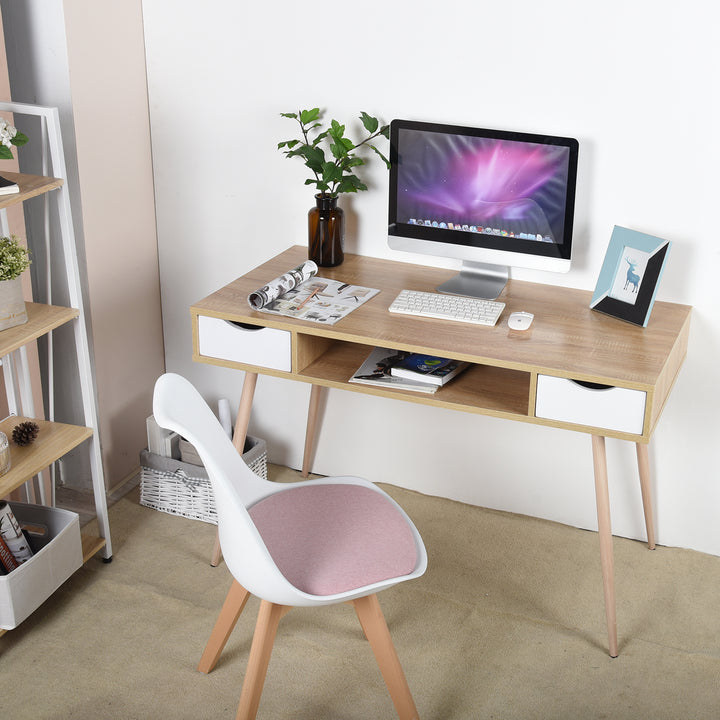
[152,373,306,603]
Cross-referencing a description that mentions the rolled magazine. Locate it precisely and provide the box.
[248,260,318,310]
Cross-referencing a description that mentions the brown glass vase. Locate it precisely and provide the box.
[308,193,344,267]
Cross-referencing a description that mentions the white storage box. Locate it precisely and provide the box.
[139,435,267,524]
[0,503,83,630]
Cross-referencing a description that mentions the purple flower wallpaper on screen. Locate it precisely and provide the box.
[396,130,571,243]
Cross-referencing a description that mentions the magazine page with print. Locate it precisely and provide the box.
[248,263,379,325]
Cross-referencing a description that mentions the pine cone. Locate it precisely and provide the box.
[12,421,40,446]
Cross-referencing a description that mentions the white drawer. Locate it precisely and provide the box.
[535,375,646,435]
[198,316,292,372]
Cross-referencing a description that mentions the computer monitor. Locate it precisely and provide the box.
[388,119,579,299]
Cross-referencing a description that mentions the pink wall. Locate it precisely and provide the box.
[61,1,164,487]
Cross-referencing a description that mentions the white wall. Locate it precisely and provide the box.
[143,0,720,555]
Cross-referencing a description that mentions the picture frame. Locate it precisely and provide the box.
[590,226,671,327]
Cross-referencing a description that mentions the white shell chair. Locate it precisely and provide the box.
[152,373,427,720]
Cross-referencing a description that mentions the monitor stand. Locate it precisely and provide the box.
[437,261,508,300]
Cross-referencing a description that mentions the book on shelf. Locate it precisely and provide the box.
[0,174,19,196]
[349,347,439,394]
[0,531,19,573]
[390,353,469,386]
[0,501,33,566]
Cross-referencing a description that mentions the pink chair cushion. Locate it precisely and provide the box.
[248,484,418,596]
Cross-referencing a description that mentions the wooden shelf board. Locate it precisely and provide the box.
[81,534,107,563]
[0,303,78,357]
[0,417,92,498]
[0,172,63,210]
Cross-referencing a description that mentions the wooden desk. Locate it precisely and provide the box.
[191,246,691,657]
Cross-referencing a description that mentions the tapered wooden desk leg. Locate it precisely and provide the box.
[211,371,259,567]
[236,601,289,720]
[636,442,656,550]
[232,372,259,454]
[210,533,223,569]
[302,384,324,477]
[198,580,251,674]
[353,594,420,720]
[592,435,618,658]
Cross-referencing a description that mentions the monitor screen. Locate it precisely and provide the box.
[388,119,579,298]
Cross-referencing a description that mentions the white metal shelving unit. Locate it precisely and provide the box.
[0,101,111,565]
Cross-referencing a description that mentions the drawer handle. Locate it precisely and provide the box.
[571,380,614,391]
[229,321,264,331]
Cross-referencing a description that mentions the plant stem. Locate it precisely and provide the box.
[296,111,322,188]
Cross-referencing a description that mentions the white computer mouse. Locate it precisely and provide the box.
[508,311,534,331]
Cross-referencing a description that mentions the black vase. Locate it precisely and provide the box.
[308,193,344,267]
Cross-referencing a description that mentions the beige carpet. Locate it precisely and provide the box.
[1,465,719,719]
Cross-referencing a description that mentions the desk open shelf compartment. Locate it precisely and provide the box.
[295,336,532,419]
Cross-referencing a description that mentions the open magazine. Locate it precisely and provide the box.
[248,262,379,325]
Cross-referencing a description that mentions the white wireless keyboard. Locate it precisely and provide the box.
[389,289,505,326]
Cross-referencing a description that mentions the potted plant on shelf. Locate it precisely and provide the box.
[0,235,31,331]
[278,108,390,267]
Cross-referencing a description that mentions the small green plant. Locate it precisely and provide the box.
[0,119,29,160]
[0,235,31,281]
[278,108,390,197]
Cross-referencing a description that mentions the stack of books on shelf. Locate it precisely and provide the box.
[0,175,19,196]
[349,347,468,394]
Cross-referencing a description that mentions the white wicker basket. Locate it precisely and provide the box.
[139,435,267,524]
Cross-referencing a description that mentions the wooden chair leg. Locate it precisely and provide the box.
[198,580,251,674]
[353,594,419,720]
[236,601,290,720]
[636,442,656,549]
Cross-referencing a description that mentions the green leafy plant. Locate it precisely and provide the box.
[0,119,29,160]
[0,235,31,281]
[278,108,390,197]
